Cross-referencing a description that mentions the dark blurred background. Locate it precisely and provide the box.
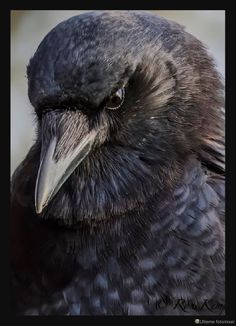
[11,10,225,174]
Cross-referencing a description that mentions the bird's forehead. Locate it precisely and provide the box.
[27,11,176,108]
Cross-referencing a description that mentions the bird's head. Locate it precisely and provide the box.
[26,11,223,225]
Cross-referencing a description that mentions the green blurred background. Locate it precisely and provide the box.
[11,10,225,175]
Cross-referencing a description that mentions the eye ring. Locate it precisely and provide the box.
[105,88,125,110]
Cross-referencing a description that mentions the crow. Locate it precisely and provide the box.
[11,11,225,315]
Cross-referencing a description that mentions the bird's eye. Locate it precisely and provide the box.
[105,88,125,110]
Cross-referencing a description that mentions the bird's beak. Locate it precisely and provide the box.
[35,130,97,214]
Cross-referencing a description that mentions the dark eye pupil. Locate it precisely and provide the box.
[111,95,120,105]
[106,88,124,110]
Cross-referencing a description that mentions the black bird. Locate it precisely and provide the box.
[11,11,225,315]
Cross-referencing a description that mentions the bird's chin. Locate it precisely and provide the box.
[39,203,112,230]
[35,141,174,227]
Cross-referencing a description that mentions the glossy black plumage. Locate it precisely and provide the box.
[11,11,225,315]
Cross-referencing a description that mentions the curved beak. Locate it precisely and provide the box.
[35,130,97,214]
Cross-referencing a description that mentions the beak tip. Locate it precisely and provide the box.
[35,199,43,215]
[35,206,41,215]
[35,188,45,215]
